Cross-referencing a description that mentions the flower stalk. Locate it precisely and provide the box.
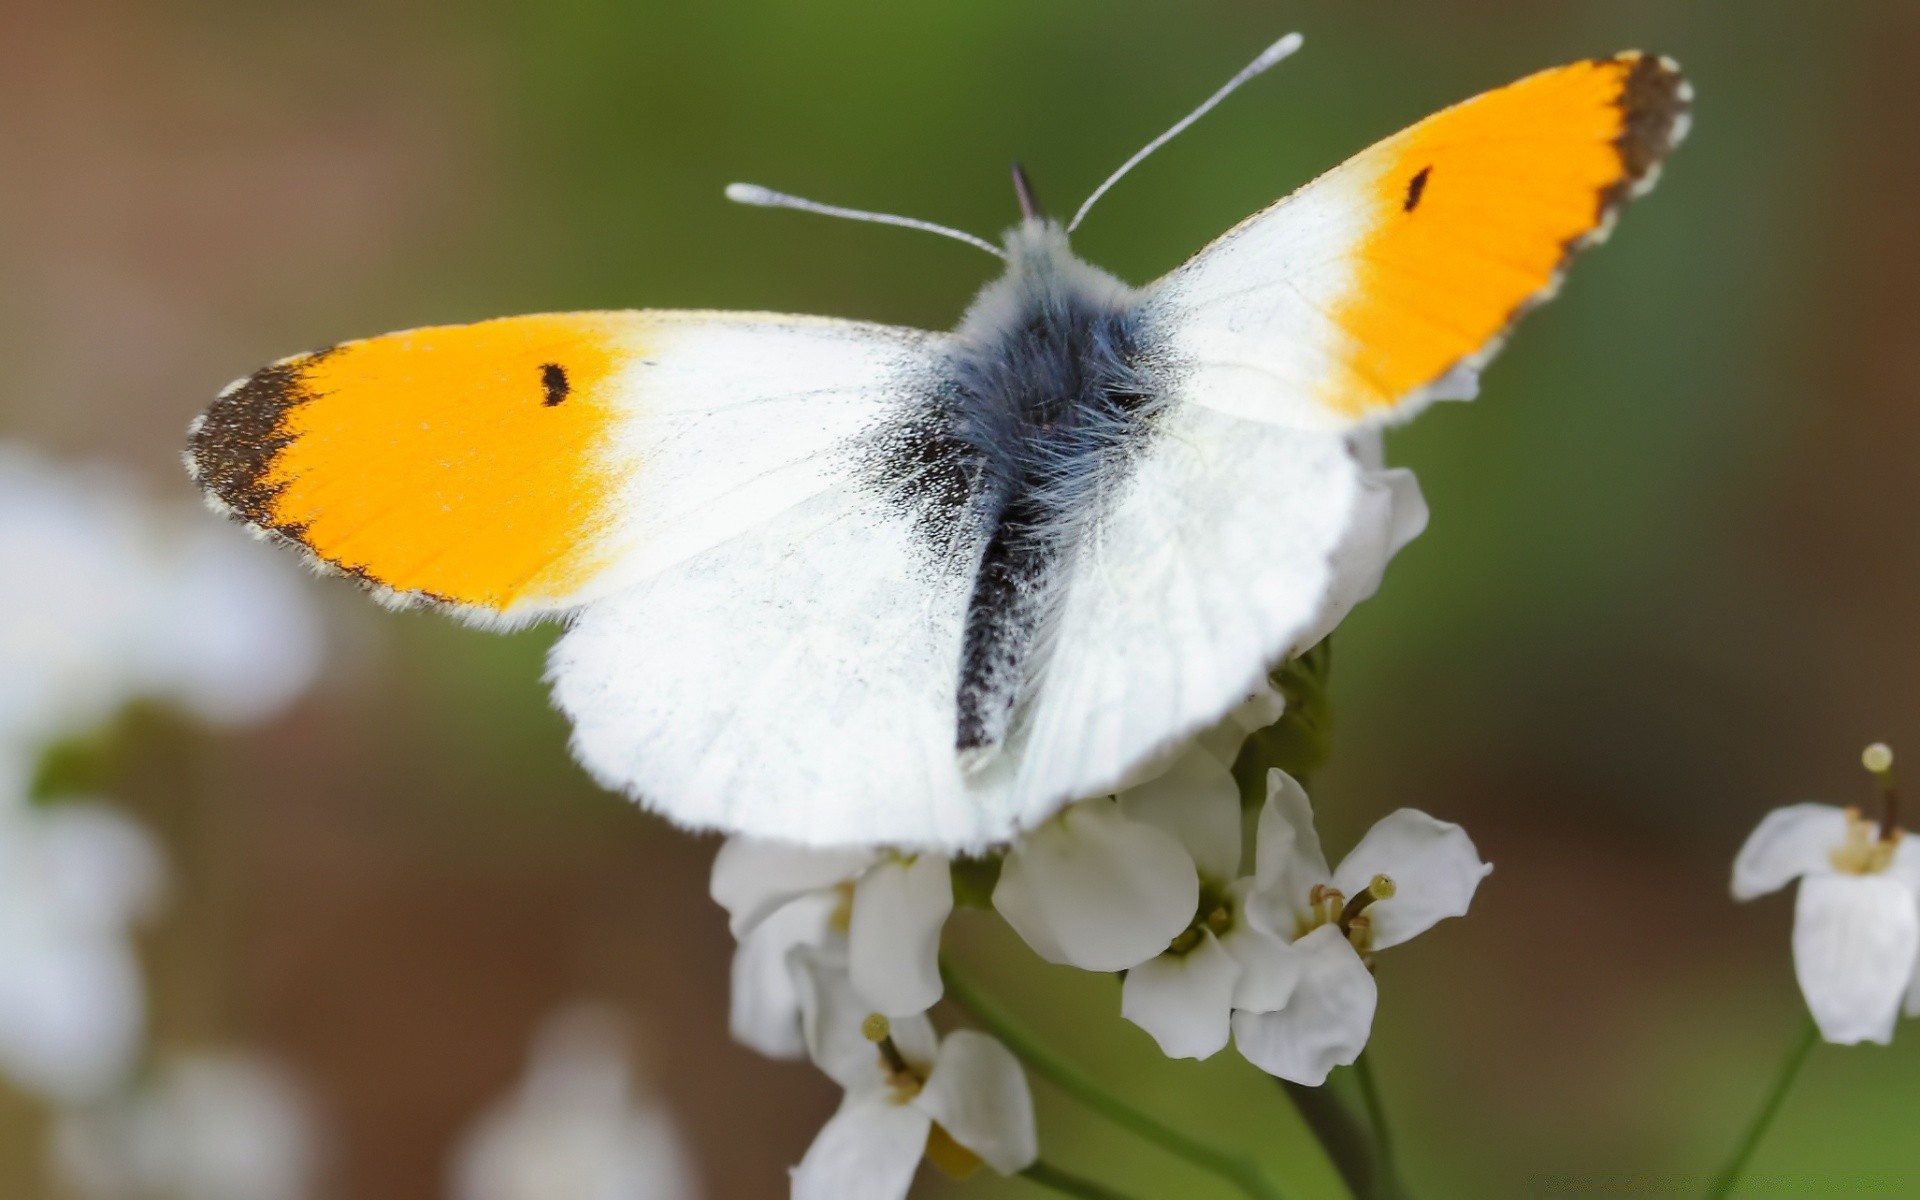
[1704,1018,1819,1200]
[1020,1159,1147,1200]
[940,958,1290,1200]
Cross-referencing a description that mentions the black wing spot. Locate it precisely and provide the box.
[1403,165,1432,213]
[540,362,570,406]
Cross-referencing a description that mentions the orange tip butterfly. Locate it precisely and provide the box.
[186,36,1690,849]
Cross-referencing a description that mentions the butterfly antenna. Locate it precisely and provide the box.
[1066,31,1304,234]
[726,183,1006,260]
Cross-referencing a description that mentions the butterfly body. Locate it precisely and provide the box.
[928,220,1159,759]
[187,52,1689,849]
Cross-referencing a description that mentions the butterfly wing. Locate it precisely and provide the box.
[187,311,945,625]
[1004,54,1688,808]
[1142,52,1690,431]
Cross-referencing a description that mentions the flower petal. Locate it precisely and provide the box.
[1731,805,1851,901]
[1220,905,1301,1015]
[1118,747,1243,882]
[850,855,953,1018]
[916,1030,1037,1175]
[793,948,935,1091]
[993,800,1197,972]
[730,892,837,1059]
[711,838,873,937]
[1792,873,1919,1045]
[36,805,165,930]
[1332,809,1491,951]
[1253,770,1330,903]
[1120,933,1240,1060]
[1232,926,1376,1086]
[791,1092,931,1200]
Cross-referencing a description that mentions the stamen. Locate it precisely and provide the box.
[1338,874,1396,935]
[1863,742,1900,843]
[1066,32,1304,233]
[725,183,1006,259]
[863,1013,916,1080]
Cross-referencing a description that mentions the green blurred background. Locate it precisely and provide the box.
[4,0,1919,1195]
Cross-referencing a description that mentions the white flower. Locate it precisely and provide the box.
[990,676,1293,985]
[0,785,164,1103]
[789,949,1035,1200]
[991,796,1197,973]
[1234,770,1491,1085]
[1732,803,1920,1045]
[450,1004,699,1200]
[1112,748,1299,1060]
[711,838,953,1047]
[52,1049,319,1200]
[0,442,322,753]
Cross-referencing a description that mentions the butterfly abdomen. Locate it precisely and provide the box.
[938,222,1169,759]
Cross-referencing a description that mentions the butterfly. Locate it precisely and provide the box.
[185,37,1689,850]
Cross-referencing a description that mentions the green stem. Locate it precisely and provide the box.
[1352,1054,1408,1200]
[1279,1080,1379,1199]
[1704,1017,1819,1199]
[1020,1159,1144,1200]
[940,959,1288,1200]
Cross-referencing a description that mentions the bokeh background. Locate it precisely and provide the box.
[4,0,1919,1195]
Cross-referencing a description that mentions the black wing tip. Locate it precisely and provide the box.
[185,346,334,529]
[1606,52,1692,208]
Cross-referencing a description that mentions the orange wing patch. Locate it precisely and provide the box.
[189,312,648,614]
[1328,53,1690,418]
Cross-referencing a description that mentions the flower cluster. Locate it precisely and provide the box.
[0,443,331,1198]
[0,442,323,1106]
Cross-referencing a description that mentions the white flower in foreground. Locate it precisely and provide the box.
[1235,770,1491,1085]
[790,949,1035,1200]
[0,442,322,751]
[992,796,1197,974]
[1113,748,1299,1060]
[991,679,1295,984]
[712,838,953,1042]
[451,1004,698,1200]
[1733,787,1920,1046]
[0,787,164,1103]
[53,1049,318,1200]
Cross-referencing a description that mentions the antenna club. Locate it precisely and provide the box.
[725,183,776,205]
[1255,32,1305,70]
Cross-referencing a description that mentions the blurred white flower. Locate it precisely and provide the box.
[790,948,1034,1200]
[52,1049,318,1200]
[1115,749,1299,1060]
[452,1003,699,1200]
[1234,770,1490,1085]
[712,839,952,1034]
[0,784,163,1103]
[1733,802,1920,1045]
[0,442,322,752]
